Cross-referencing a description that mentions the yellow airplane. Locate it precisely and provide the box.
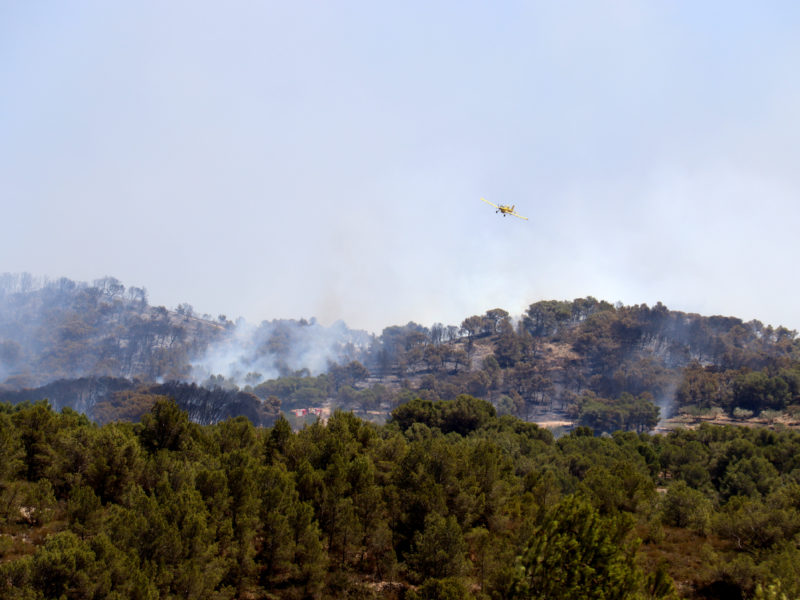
[481,197,528,220]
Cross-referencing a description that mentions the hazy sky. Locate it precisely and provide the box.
[3,2,800,332]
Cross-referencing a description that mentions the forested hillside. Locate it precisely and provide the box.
[2,397,800,598]
[3,275,800,598]
[0,274,224,388]
[0,274,370,392]
[2,274,800,431]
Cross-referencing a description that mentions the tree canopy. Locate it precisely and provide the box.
[2,398,800,598]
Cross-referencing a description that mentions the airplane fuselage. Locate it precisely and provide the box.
[497,205,515,216]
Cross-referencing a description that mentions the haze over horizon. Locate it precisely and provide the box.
[3,3,800,333]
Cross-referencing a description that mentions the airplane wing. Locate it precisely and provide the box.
[510,212,529,220]
[481,197,499,209]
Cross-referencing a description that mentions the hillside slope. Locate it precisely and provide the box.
[3,275,800,432]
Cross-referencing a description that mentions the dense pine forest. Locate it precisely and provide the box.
[2,397,800,598]
[2,273,800,598]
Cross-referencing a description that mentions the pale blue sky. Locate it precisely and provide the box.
[3,2,800,332]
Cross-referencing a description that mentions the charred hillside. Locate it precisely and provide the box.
[2,274,799,432]
[343,300,800,432]
[0,274,371,393]
[0,274,227,389]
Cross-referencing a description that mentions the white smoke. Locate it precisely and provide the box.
[189,317,372,387]
[655,380,679,427]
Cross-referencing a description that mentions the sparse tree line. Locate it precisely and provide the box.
[2,397,800,598]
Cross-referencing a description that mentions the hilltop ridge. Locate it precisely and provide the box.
[2,274,799,431]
